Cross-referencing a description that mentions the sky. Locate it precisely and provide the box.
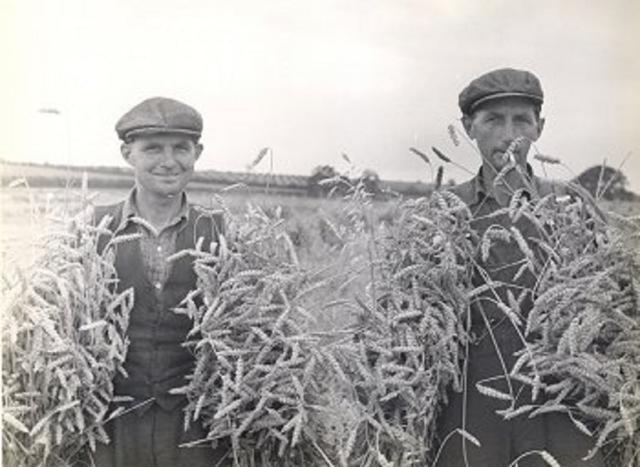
[2,0,639,191]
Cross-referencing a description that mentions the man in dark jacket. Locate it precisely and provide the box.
[436,69,605,467]
[86,97,228,467]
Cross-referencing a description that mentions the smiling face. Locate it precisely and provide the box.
[121,134,203,199]
[463,96,545,172]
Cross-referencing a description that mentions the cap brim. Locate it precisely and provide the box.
[122,127,201,140]
[469,92,543,112]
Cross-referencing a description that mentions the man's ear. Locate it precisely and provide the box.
[537,117,546,139]
[462,115,474,139]
[121,143,133,165]
[194,143,203,160]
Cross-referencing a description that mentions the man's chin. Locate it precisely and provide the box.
[483,153,510,172]
[146,184,186,199]
[163,186,185,198]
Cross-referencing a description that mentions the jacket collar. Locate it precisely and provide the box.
[116,188,189,234]
[465,163,537,205]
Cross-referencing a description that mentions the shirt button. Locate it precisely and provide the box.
[157,246,162,252]
[154,282,162,290]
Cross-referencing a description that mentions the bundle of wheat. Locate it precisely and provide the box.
[490,189,640,466]
[173,204,341,467]
[334,190,476,466]
[2,209,133,467]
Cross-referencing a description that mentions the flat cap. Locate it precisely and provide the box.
[115,97,203,141]
[458,68,543,115]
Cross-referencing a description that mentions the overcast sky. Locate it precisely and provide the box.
[3,0,639,191]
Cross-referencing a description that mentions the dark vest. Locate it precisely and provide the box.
[95,202,222,410]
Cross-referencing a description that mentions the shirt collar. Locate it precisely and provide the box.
[471,163,537,205]
[117,188,189,233]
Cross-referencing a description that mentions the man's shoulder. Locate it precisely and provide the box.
[187,203,226,237]
[447,173,569,203]
[94,201,125,218]
[447,178,477,205]
[533,175,568,198]
[92,201,125,231]
[72,201,125,232]
[531,175,607,221]
[187,203,224,223]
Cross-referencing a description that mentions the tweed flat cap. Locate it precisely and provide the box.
[458,68,544,115]
[115,97,203,141]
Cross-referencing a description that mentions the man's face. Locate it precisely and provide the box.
[463,97,545,172]
[121,134,202,198]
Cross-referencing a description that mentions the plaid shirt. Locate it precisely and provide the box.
[117,190,189,296]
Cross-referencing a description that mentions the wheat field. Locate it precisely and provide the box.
[2,183,639,467]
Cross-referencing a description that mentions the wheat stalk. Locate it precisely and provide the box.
[2,196,133,467]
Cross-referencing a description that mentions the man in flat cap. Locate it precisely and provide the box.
[85,97,228,466]
[435,69,605,466]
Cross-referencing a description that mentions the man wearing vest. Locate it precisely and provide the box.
[435,69,605,466]
[87,97,228,466]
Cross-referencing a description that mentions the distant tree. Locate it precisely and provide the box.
[574,165,634,200]
[308,165,348,197]
[359,169,381,197]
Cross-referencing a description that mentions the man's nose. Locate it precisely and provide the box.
[159,147,178,166]
[501,121,518,144]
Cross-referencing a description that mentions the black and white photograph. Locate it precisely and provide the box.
[1,1,639,466]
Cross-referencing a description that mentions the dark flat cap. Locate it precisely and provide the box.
[458,68,543,115]
[115,97,203,141]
